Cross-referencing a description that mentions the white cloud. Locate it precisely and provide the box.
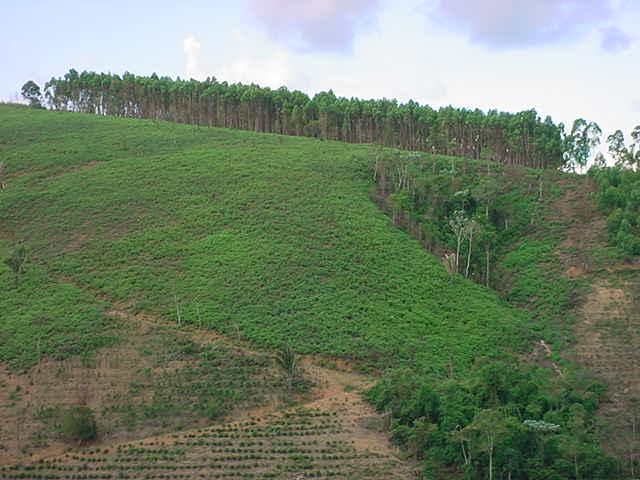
[428,0,618,50]
[218,50,297,88]
[249,0,380,53]
[183,35,202,79]
[180,32,306,89]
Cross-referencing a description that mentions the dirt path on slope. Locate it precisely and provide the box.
[550,178,640,455]
[553,179,607,278]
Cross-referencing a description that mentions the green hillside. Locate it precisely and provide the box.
[0,104,622,479]
[0,104,528,372]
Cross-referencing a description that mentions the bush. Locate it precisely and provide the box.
[205,399,226,420]
[590,165,640,256]
[61,406,97,443]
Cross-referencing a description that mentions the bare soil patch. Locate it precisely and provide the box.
[1,282,414,478]
[550,177,640,458]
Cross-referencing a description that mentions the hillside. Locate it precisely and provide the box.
[0,104,634,479]
[370,143,640,473]
[0,105,528,372]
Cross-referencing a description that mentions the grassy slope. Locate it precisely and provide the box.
[0,105,529,376]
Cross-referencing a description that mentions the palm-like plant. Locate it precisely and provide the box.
[275,344,299,392]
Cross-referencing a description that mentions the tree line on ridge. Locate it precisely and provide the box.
[20,71,601,171]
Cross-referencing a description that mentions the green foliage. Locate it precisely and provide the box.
[275,344,300,391]
[562,119,602,172]
[0,105,613,478]
[42,69,566,168]
[4,245,27,286]
[21,80,43,109]
[590,166,640,256]
[373,152,579,351]
[0,104,530,378]
[61,406,97,443]
[205,399,225,420]
[367,362,616,479]
[497,239,574,345]
[110,340,290,428]
[606,127,640,169]
[0,241,116,370]
[374,154,553,279]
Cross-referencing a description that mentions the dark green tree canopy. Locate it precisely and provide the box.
[21,80,43,108]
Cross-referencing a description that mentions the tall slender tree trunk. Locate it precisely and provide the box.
[465,226,474,278]
[485,245,491,287]
[488,438,493,480]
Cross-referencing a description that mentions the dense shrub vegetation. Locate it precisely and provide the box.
[373,153,547,284]
[0,105,529,378]
[370,152,622,477]
[372,152,574,344]
[0,240,117,370]
[368,363,617,479]
[589,166,640,256]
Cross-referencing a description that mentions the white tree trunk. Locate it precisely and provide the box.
[465,226,474,278]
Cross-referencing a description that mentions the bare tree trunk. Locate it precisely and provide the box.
[465,226,474,278]
[461,440,469,465]
[538,176,544,201]
[488,436,494,480]
[631,414,637,478]
[174,294,182,326]
[485,245,491,287]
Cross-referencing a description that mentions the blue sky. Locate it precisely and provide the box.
[2,0,639,152]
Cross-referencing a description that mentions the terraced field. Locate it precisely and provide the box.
[1,356,412,480]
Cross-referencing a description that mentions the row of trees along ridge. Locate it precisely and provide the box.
[22,70,600,170]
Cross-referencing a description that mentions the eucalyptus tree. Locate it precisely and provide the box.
[449,210,470,274]
[563,119,602,172]
[41,69,576,169]
[462,409,512,480]
[607,127,640,170]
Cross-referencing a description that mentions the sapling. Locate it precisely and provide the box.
[4,245,27,287]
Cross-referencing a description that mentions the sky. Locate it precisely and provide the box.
[2,0,639,155]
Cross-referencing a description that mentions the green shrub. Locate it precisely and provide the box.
[61,406,97,443]
[206,400,226,420]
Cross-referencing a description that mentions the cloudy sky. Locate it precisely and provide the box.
[2,0,639,150]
